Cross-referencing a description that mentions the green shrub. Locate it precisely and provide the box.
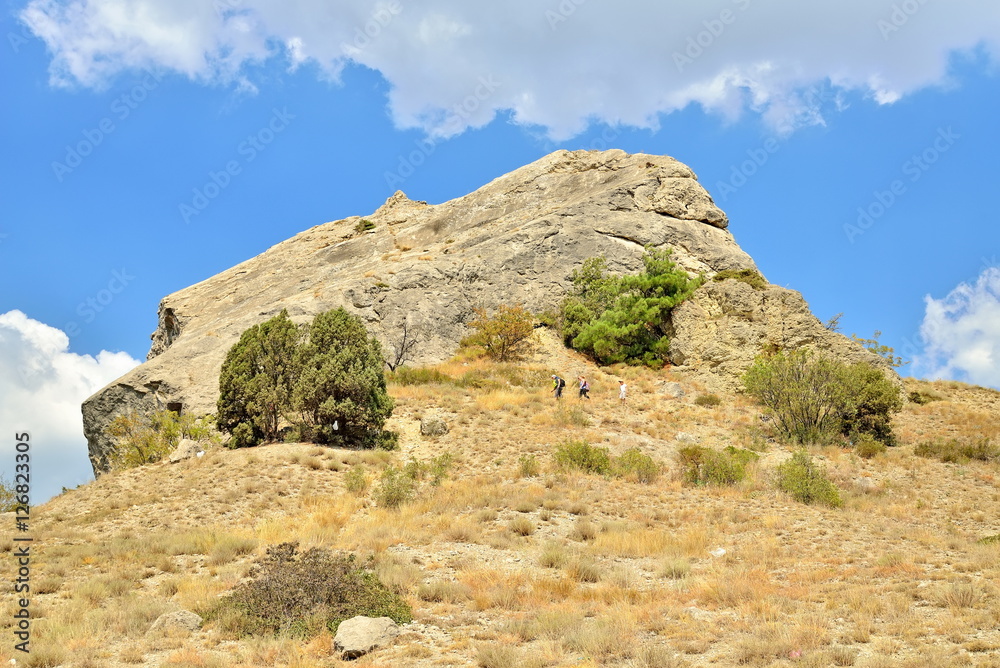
[106,409,217,468]
[614,448,661,483]
[713,268,768,290]
[854,433,887,459]
[560,247,702,367]
[354,219,375,233]
[554,440,613,475]
[460,304,537,362]
[373,466,417,509]
[518,454,540,478]
[693,393,722,408]
[376,430,400,451]
[344,466,368,494]
[428,452,455,486]
[775,450,843,508]
[914,438,999,463]
[212,542,410,636]
[677,445,757,486]
[743,349,902,446]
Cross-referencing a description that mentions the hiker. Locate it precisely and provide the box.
[578,376,590,400]
[551,375,566,400]
[618,380,627,405]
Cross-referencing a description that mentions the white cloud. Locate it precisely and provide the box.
[916,268,1000,389]
[0,310,140,503]
[20,1,1000,137]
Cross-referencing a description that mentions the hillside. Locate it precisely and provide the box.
[5,329,1000,667]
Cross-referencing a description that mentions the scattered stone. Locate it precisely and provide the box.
[656,381,686,398]
[709,547,726,558]
[334,616,400,660]
[675,432,700,444]
[168,438,204,463]
[147,610,202,635]
[420,415,449,437]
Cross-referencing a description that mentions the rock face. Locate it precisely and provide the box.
[81,148,890,475]
[334,616,399,660]
[666,279,896,391]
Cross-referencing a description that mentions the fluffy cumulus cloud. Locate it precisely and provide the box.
[0,310,139,503]
[20,0,1000,138]
[916,268,1000,389]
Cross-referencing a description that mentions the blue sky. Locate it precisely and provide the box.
[2,0,999,503]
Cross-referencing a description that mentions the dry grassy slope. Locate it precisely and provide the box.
[4,333,1000,668]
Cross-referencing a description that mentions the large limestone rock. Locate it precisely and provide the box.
[81,148,889,475]
[334,616,399,660]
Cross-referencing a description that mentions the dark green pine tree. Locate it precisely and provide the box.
[217,309,301,447]
[292,308,394,446]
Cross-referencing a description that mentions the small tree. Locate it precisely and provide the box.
[293,308,394,446]
[743,349,902,445]
[462,304,537,362]
[851,330,908,368]
[384,319,420,371]
[217,310,301,447]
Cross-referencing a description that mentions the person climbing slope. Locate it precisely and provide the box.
[551,374,566,400]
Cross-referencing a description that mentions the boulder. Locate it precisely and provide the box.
[334,615,400,660]
[656,381,686,399]
[147,610,202,635]
[420,416,449,437]
[168,438,204,463]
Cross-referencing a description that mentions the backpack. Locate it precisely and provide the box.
[557,377,566,390]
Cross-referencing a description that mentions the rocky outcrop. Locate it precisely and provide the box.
[81,148,887,475]
[667,278,896,391]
